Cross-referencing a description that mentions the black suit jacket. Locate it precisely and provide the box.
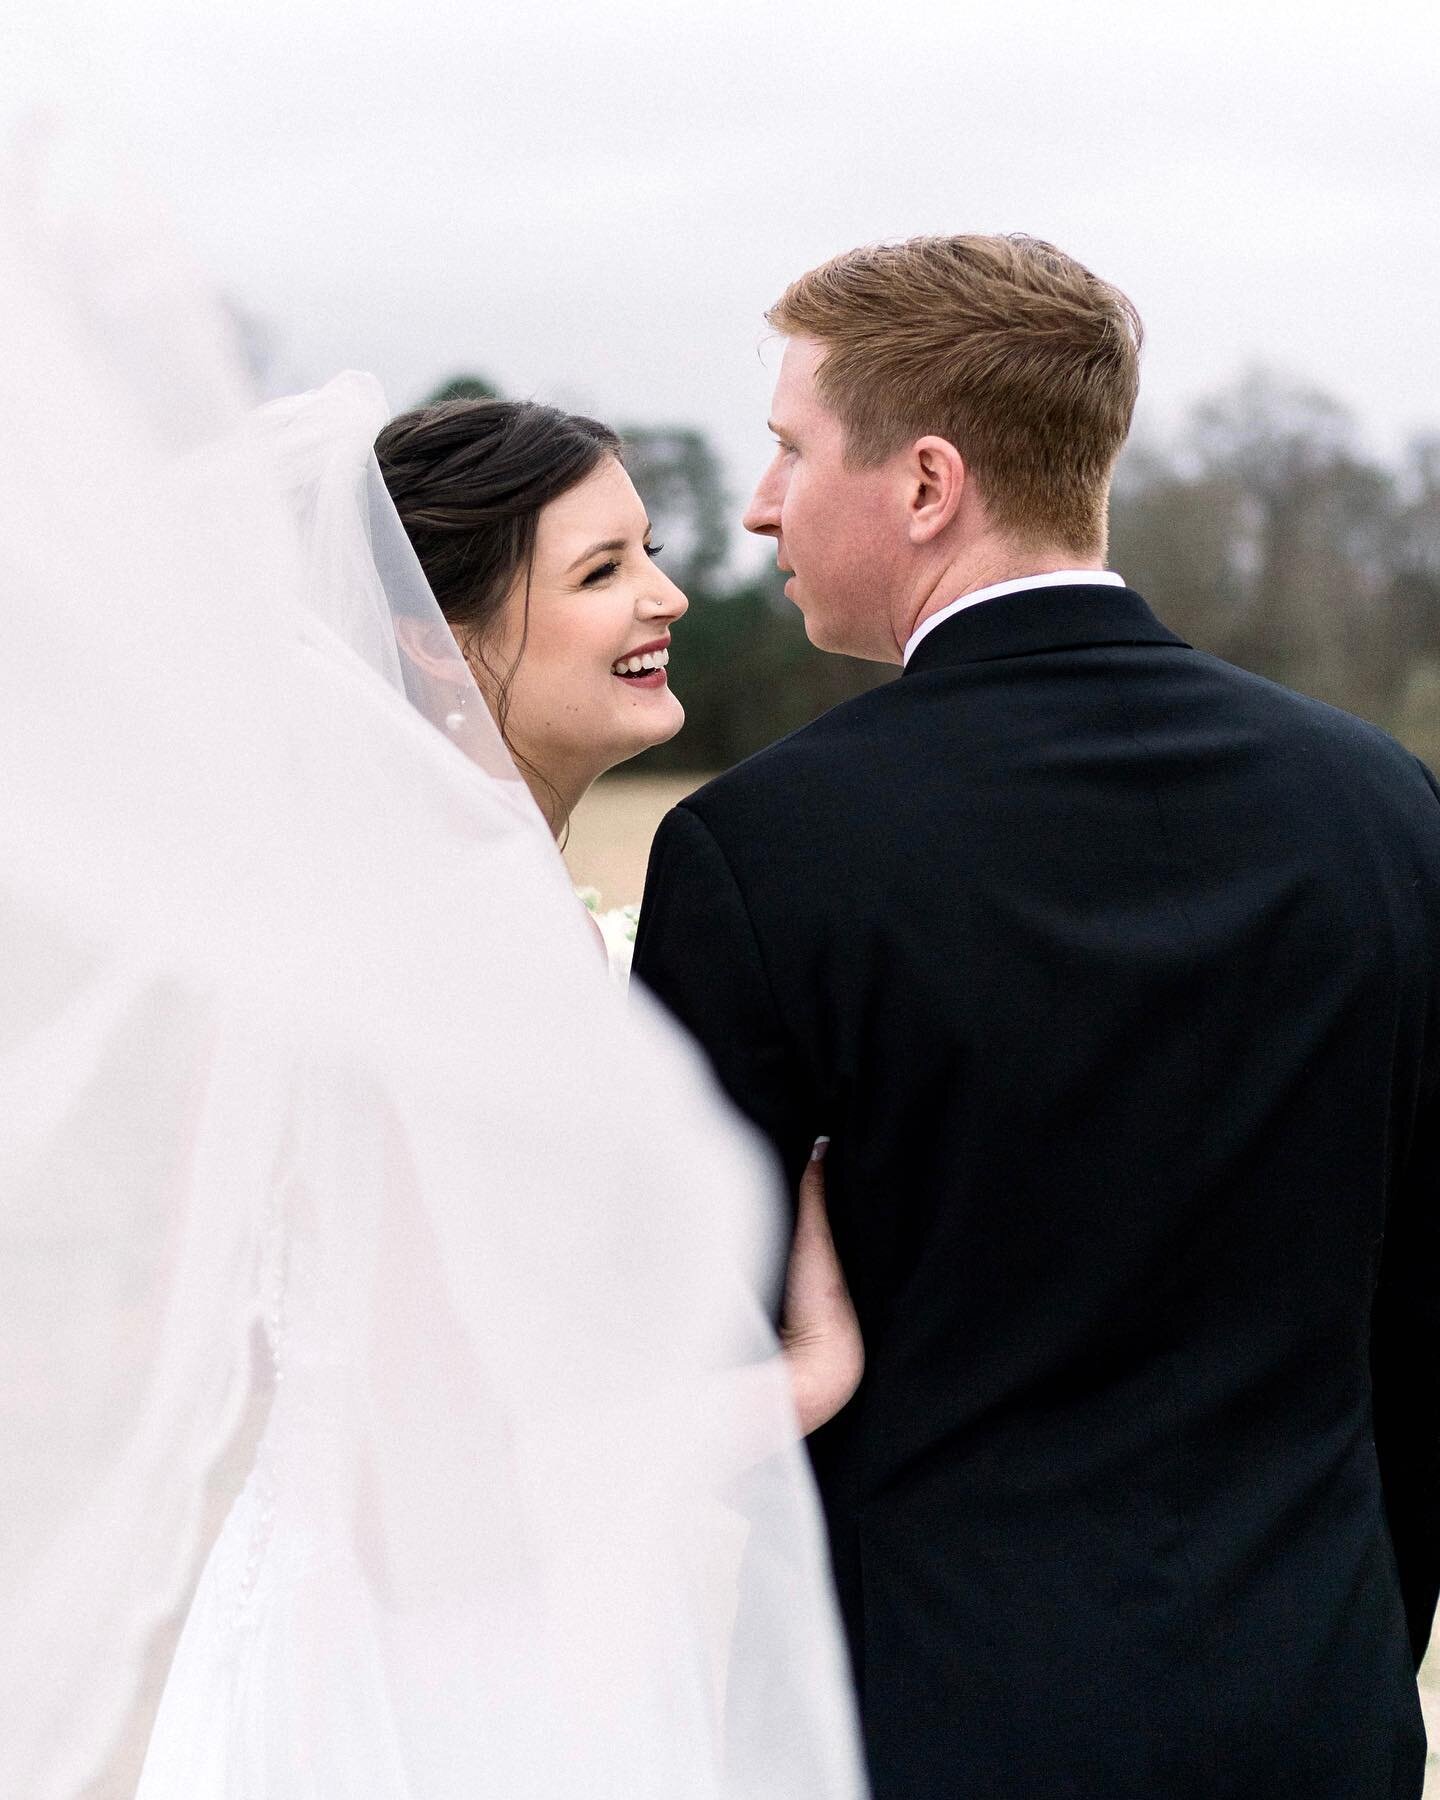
[634,585,1440,1800]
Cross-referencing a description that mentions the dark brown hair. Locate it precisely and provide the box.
[767,234,1143,557]
[374,398,620,810]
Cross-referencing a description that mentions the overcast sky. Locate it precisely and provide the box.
[6,0,1438,568]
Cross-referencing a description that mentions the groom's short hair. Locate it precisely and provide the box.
[767,235,1142,557]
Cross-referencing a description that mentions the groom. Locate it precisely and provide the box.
[634,235,1440,1798]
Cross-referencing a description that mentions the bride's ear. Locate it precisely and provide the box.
[394,615,472,684]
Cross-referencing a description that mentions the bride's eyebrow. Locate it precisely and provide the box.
[564,525,655,574]
[566,537,624,573]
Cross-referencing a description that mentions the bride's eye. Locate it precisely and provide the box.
[580,542,665,585]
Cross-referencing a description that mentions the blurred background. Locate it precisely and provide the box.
[5,0,1438,906]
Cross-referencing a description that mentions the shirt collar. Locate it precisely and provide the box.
[902,570,1127,667]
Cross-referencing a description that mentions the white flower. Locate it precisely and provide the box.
[577,890,640,984]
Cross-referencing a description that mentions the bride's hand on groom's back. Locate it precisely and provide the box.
[781,1139,864,1435]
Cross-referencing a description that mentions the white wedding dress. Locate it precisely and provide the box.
[0,142,864,1799]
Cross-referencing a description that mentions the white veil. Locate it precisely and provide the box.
[0,143,864,1799]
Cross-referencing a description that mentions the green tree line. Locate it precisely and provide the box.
[427,369,1440,775]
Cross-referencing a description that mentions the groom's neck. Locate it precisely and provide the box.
[896,538,1106,655]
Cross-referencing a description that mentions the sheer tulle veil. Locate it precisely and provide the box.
[0,139,865,1798]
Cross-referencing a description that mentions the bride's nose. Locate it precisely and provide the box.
[642,568,688,622]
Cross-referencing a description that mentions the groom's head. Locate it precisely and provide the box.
[745,235,1142,661]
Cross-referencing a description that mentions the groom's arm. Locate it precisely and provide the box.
[1371,1071,1440,1668]
[633,802,816,1204]
[1371,758,1440,1668]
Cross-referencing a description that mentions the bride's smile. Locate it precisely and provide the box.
[610,638,670,685]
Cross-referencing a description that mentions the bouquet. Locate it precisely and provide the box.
[577,889,640,984]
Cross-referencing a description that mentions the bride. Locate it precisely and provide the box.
[372,389,860,1429]
[374,395,689,843]
[128,376,863,1799]
[0,160,866,1800]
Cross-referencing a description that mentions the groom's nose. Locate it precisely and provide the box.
[743,461,783,538]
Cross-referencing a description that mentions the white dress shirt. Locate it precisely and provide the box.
[902,569,1127,667]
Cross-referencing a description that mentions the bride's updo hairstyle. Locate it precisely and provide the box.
[374,398,620,774]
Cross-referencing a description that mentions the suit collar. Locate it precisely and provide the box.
[901,583,1189,675]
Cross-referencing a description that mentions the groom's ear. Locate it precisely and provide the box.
[905,436,967,545]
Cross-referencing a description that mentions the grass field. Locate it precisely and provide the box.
[562,771,710,909]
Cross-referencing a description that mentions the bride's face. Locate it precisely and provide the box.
[484,456,689,799]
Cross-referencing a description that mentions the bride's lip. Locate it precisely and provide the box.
[610,637,671,690]
[610,634,672,690]
[616,635,671,660]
